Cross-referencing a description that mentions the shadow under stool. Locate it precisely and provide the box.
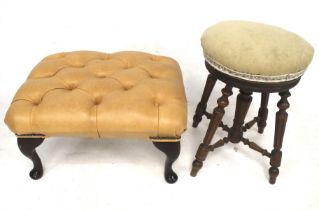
[190,21,314,184]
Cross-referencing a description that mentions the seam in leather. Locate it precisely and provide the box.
[68,87,100,138]
[136,66,152,77]
[50,68,127,91]
[11,98,33,104]
[157,103,160,137]
[30,105,42,132]
[73,87,95,100]
[52,75,69,86]
[105,77,126,89]
[31,56,104,79]
[12,87,66,105]
[88,71,126,89]
[95,105,101,138]
[54,75,110,95]
[38,87,68,104]
[111,57,129,67]
[48,66,68,77]
[29,105,35,133]
[29,65,68,79]
[64,57,105,68]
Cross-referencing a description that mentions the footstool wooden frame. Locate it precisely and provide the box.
[17,135,181,183]
[5,51,187,184]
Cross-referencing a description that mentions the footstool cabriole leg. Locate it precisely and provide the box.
[193,74,217,128]
[269,91,290,184]
[191,84,233,177]
[153,141,180,184]
[257,92,270,134]
[17,137,45,180]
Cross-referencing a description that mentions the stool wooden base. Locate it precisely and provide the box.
[17,135,181,183]
[191,61,300,184]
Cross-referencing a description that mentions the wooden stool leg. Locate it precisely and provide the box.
[269,91,290,184]
[153,141,180,184]
[193,74,217,128]
[18,137,45,180]
[191,84,233,176]
[228,90,253,143]
[257,93,269,134]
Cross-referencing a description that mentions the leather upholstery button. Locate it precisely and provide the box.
[93,98,102,105]
[97,75,106,78]
[70,63,85,68]
[33,101,40,106]
[66,85,77,90]
[153,98,161,106]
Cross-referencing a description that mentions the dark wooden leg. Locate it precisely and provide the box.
[191,85,233,176]
[193,74,217,128]
[228,90,253,143]
[257,93,269,134]
[269,91,290,184]
[17,137,45,180]
[153,141,180,184]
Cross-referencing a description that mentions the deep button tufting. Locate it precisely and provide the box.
[153,97,162,106]
[93,97,102,105]
[32,101,40,106]
[96,74,106,78]
[123,86,132,91]
[66,84,77,90]
[149,74,156,79]
[71,63,86,68]
[4,51,187,139]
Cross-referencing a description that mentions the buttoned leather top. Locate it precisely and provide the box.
[5,51,187,141]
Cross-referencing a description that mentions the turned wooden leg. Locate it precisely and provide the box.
[269,91,290,184]
[153,141,180,184]
[17,137,45,180]
[257,93,269,134]
[193,74,217,128]
[191,84,233,176]
[228,90,253,143]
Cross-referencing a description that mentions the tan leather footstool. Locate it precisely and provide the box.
[4,51,187,183]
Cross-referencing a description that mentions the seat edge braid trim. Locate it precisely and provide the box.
[149,136,181,142]
[15,134,46,138]
[204,53,305,83]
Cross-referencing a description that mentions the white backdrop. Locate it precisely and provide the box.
[0,0,318,210]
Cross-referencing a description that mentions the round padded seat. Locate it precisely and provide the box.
[201,21,314,82]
